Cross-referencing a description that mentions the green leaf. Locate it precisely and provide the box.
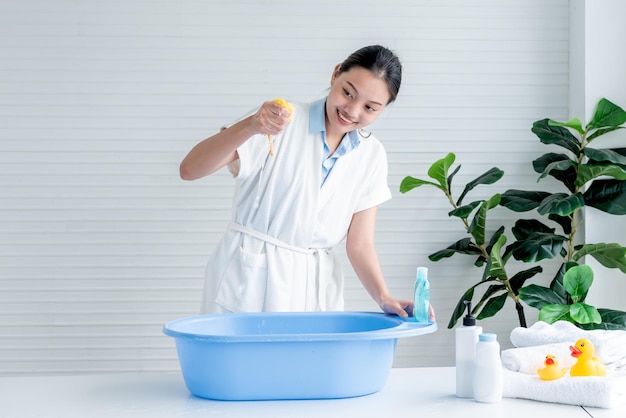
[576,164,626,187]
[474,255,487,268]
[428,153,456,190]
[548,213,572,235]
[537,159,576,181]
[587,126,626,143]
[562,264,594,301]
[537,192,585,217]
[586,308,626,330]
[508,219,567,262]
[532,118,581,155]
[584,179,626,215]
[533,153,578,193]
[549,117,584,134]
[500,189,552,212]
[486,234,508,281]
[587,98,626,130]
[584,148,626,165]
[539,304,572,324]
[449,200,481,218]
[456,167,504,206]
[468,194,501,246]
[551,262,578,301]
[573,243,626,273]
[570,303,602,325]
[511,219,556,240]
[477,293,508,320]
[485,226,506,258]
[399,176,441,193]
[519,284,567,309]
[509,236,566,263]
[447,164,462,192]
[508,266,543,294]
[473,282,505,313]
[428,238,481,261]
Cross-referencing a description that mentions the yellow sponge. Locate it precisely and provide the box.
[272,98,294,120]
[268,98,294,155]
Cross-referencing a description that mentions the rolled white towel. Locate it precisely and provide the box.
[501,343,575,375]
[510,320,626,366]
[502,368,626,409]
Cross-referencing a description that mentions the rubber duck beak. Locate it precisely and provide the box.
[570,345,582,357]
[545,357,555,365]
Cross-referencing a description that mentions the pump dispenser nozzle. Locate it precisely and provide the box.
[462,300,476,326]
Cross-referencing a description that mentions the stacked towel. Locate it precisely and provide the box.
[503,368,626,409]
[501,320,626,408]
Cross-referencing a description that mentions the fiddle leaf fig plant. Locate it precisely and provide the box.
[400,98,626,331]
[500,97,626,330]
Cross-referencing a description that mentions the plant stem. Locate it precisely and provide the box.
[503,277,527,327]
[515,301,527,328]
[566,213,576,263]
[445,189,471,230]
[566,128,588,263]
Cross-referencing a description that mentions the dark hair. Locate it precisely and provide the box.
[337,45,402,104]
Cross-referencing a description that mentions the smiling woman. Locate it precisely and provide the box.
[323,45,400,153]
[179,45,421,320]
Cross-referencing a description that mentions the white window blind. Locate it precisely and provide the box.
[0,0,569,374]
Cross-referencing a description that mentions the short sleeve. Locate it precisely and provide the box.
[353,141,392,213]
[220,107,263,180]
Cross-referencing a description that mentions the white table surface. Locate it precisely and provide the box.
[0,367,622,418]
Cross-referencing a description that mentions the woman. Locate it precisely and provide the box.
[181,45,420,318]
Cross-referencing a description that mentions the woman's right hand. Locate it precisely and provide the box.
[251,100,293,137]
[180,100,294,180]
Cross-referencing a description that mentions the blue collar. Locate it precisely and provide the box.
[309,97,361,147]
[310,97,362,186]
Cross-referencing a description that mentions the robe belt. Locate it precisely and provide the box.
[227,221,331,310]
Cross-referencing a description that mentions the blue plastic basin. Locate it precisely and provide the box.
[163,311,437,401]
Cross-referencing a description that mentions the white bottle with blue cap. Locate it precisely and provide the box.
[412,267,430,322]
[473,333,503,403]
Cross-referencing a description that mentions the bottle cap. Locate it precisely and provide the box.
[416,266,428,279]
[462,300,476,326]
[479,333,497,342]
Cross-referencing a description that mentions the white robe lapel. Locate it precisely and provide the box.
[317,151,356,211]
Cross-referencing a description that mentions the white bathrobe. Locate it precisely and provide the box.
[201,99,392,313]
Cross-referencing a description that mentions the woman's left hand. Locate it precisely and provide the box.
[380,296,413,319]
[380,296,436,320]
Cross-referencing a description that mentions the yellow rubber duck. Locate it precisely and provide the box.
[569,338,606,377]
[537,354,568,380]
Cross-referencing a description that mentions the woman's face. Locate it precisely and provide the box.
[325,66,391,139]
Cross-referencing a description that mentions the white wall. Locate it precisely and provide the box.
[0,0,570,374]
[570,0,626,310]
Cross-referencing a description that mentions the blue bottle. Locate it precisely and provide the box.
[413,266,430,322]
